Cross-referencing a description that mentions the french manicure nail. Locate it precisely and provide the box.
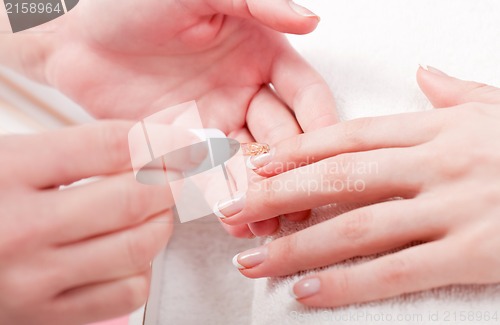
[419,64,447,76]
[232,246,268,269]
[289,1,319,19]
[246,148,275,170]
[213,192,245,219]
[291,277,321,299]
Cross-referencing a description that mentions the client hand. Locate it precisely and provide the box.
[220,67,500,307]
[0,122,191,324]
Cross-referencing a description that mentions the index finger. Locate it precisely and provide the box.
[252,112,441,177]
[0,121,203,188]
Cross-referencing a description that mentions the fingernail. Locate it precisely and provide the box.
[213,192,245,219]
[246,148,275,170]
[232,246,268,269]
[291,277,321,299]
[419,64,448,76]
[289,1,320,19]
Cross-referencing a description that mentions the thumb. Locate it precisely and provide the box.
[206,0,320,34]
[417,65,500,108]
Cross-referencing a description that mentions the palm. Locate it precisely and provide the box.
[45,1,315,136]
[54,20,268,131]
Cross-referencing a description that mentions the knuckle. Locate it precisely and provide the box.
[121,275,150,311]
[120,182,149,225]
[223,224,251,239]
[286,134,306,163]
[259,120,291,146]
[293,81,322,108]
[98,122,130,170]
[321,154,354,192]
[1,271,37,309]
[474,103,500,118]
[459,83,494,103]
[433,149,473,180]
[1,274,21,300]
[1,225,40,259]
[258,179,279,212]
[460,101,483,111]
[341,117,374,148]
[337,208,373,242]
[379,256,411,286]
[279,235,299,258]
[275,235,303,272]
[457,223,500,281]
[334,270,351,297]
[125,232,153,271]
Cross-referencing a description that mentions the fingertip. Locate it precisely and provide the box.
[288,1,319,19]
[218,216,237,226]
[416,64,455,108]
[155,212,175,240]
[417,64,441,88]
[248,218,280,237]
[291,274,342,308]
[284,210,310,222]
[238,267,265,279]
[263,17,319,35]
[287,1,321,34]
[247,0,320,35]
[232,254,245,269]
[291,276,322,301]
[416,64,496,108]
[253,162,280,177]
[220,223,254,239]
[286,17,320,35]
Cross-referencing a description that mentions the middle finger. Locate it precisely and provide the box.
[217,147,425,226]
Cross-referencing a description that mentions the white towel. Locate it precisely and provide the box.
[157,1,500,324]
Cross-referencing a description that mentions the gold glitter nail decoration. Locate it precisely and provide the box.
[240,142,271,156]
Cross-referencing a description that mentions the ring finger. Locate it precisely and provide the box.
[235,198,447,278]
[55,212,172,289]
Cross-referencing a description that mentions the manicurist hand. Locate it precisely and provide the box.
[0,0,337,238]
[0,122,197,324]
[219,67,500,307]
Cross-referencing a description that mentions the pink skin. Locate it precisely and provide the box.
[0,0,337,238]
[0,122,177,324]
[228,68,500,307]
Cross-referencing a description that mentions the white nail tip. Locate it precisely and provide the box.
[245,157,257,170]
[419,64,429,71]
[289,285,298,299]
[213,202,226,219]
[232,254,245,269]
